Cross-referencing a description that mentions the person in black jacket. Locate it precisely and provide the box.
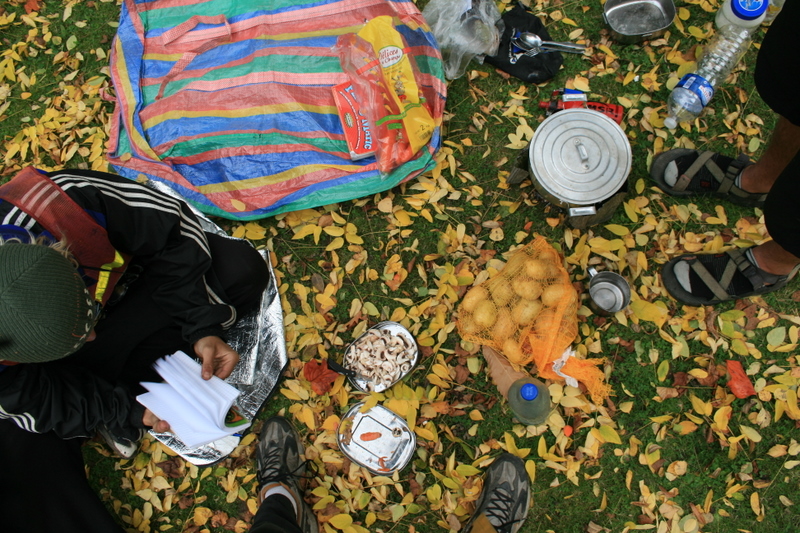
[0,167,270,533]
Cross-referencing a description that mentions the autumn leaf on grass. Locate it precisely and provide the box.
[303,359,339,396]
[483,345,527,398]
[726,360,756,399]
[630,300,669,328]
[24,0,40,14]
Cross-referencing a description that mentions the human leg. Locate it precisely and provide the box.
[251,494,305,533]
[69,234,269,385]
[758,148,800,274]
[649,117,800,206]
[66,269,187,385]
[0,419,125,533]
[739,117,800,194]
[253,417,317,533]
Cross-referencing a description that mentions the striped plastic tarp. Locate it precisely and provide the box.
[107,0,446,220]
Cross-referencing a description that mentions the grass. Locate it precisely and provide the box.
[3,0,800,532]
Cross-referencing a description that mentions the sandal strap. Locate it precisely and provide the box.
[690,254,734,301]
[689,248,785,301]
[674,152,762,202]
[720,156,765,204]
[674,151,718,192]
[715,157,742,194]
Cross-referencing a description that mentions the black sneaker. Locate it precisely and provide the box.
[464,453,531,533]
[256,417,318,533]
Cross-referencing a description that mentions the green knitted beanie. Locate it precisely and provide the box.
[0,244,97,363]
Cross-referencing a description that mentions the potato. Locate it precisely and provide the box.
[533,309,558,335]
[537,248,560,264]
[490,281,515,306]
[512,278,543,300]
[462,286,488,312]
[492,310,516,341]
[502,338,525,364]
[524,258,551,279]
[541,283,571,307]
[459,316,481,335]
[473,300,498,328]
[513,298,542,326]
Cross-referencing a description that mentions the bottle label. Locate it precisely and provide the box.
[675,74,714,107]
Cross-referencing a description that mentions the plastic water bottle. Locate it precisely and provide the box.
[664,0,766,128]
[507,378,551,425]
[664,0,767,129]
[763,0,785,24]
[716,0,767,32]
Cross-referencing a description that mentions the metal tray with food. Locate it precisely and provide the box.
[337,402,416,475]
[342,321,418,393]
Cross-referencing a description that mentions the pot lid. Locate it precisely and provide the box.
[528,108,631,206]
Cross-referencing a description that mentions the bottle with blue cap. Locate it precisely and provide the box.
[716,0,768,31]
[507,377,552,425]
[664,0,767,129]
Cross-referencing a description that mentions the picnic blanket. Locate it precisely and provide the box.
[107,0,446,220]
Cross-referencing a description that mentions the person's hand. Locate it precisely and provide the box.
[193,335,240,380]
[143,408,170,433]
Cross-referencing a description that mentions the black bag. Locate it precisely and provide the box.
[484,3,563,84]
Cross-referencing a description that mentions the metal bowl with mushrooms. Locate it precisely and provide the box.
[342,321,418,393]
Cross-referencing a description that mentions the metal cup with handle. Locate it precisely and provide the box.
[587,267,631,314]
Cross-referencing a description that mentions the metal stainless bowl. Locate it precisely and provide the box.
[603,0,676,44]
[342,321,418,393]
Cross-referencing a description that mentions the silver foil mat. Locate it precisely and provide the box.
[141,179,288,465]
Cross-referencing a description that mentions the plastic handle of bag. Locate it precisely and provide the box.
[156,16,233,101]
[161,15,232,46]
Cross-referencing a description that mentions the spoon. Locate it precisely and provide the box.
[513,31,586,54]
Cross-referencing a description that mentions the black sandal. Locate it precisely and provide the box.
[650,149,765,207]
[662,247,797,306]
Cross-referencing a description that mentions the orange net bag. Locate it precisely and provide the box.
[457,236,610,403]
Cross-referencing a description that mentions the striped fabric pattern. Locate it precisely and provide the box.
[107,0,446,220]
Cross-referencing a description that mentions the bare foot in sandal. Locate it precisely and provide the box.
[652,117,800,207]
[752,241,800,277]
[662,244,800,306]
[650,149,765,207]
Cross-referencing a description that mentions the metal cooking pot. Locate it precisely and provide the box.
[527,108,631,225]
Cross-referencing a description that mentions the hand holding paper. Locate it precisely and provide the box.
[193,335,240,380]
[137,351,250,448]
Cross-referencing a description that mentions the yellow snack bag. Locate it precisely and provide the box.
[337,16,435,173]
[357,16,434,155]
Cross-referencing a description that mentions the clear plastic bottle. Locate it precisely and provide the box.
[716,0,767,31]
[507,378,551,425]
[763,0,785,24]
[664,0,767,129]
[663,27,752,129]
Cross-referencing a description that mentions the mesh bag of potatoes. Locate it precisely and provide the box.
[457,236,578,368]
